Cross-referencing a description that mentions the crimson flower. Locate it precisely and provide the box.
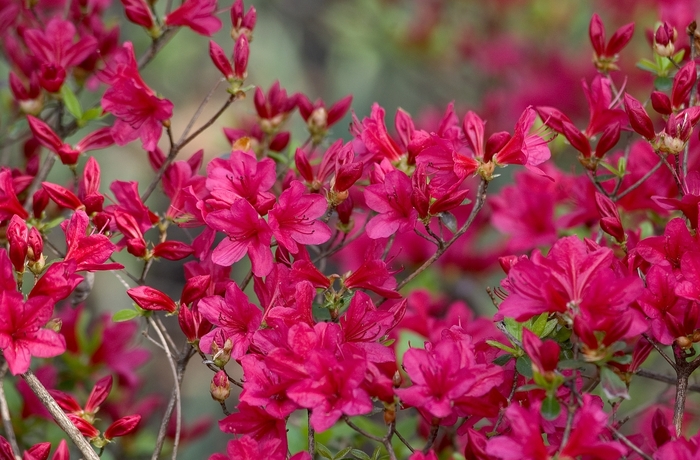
[218,403,287,458]
[23,18,97,92]
[205,199,273,277]
[364,169,418,239]
[206,150,276,214]
[100,42,173,151]
[395,335,502,421]
[198,282,262,358]
[62,211,123,272]
[0,291,66,375]
[268,181,331,253]
[27,116,113,165]
[165,0,222,36]
[287,354,373,431]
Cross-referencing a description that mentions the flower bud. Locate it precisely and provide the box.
[104,415,141,440]
[654,22,677,57]
[7,215,28,273]
[211,334,233,367]
[209,40,234,81]
[651,91,672,115]
[32,189,49,219]
[233,34,249,80]
[210,371,231,402]
[127,286,178,313]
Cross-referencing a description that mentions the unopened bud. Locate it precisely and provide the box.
[210,371,231,402]
[677,336,693,349]
[211,338,233,367]
[46,318,62,333]
[654,22,677,58]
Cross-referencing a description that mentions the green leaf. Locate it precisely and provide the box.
[493,354,513,366]
[600,366,629,400]
[334,447,353,460]
[528,312,549,337]
[516,356,533,378]
[112,309,140,322]
[316,443,333,459]
[558,359,586,370]
[371,446,382,460]
[654,76,674,92]
[516,384,541,392]
[636,58,659,73]
[672,49,686,63]
[503,317,524,341]
[60,85,82,119]
[351,449,372,460]
[540,395,561,420]
[486,340,517,354]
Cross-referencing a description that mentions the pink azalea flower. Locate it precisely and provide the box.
[165,0,222,36]
[198,282,262,358]
[206,150,276,214]
[395,334,503,421]
[364,169,418,239]
[268,181,331,253]
[61,210,123,272]
[100,42,173,151]
[287,354,373,432]
[0,291,66,375]
[218,402,287,458]
[205,199,273,277]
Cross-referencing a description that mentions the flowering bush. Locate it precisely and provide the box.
[2,0,700,458]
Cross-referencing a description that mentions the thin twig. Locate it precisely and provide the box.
[307,410,315,457]
[614,160,663,200]
[422,424,439,454]
[635,369,700,392]
[148,317,182,460]
[396,179,488,292]
[21,370,100,460]
[178,79,225,143]
[393,428,415,452]
[609,426,654,460]
[151,344,193,460]
[642,334,676,371]
[344,416,383,442]
[0,362,20,460]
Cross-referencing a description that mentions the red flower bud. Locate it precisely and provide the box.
[327,95,353,127]
[41,183,82,210]
[7,215,28,272]
[120,0,155,29]
[32,189,49,219]
[605,23,634,56]
[113,211,147,258]
[68,414,100,438]
[104,415,141,440]
[85,375,113,414]
[38,63,66,93]
[27,116,63,152]
[27,227,43,263]
[654,22,677,57]
[269,131,290,152]
[595,192,625,242]
[562,121,591,158]
[672,61,697,109]
[594,122,621,158]
[623,93,655,140]
[127,286,177,313]
[50,390,82,413]
[294,148,314,183]
[233,35,249,82]
[589,13,606,56]
[153,241,194,261]
[209,40,234,81]
[651,91,672,115]
[178,302,211,342]
[181,275,211,306]
[210,370,231,403]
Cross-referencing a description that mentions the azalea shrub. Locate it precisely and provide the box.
[3,0,700,459]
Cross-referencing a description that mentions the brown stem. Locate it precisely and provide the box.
[397,179,488,292]
[642,334,676,371]
[151,345,193,460]
[20,370,100,460]
[307,410,315,457]
[635,369,700,392]
[0,362,20,459]
[614,160,663,201]
[422,424,439,454]
[609,426,654,460]
[141,94,236,203]
[344,416,383,441]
